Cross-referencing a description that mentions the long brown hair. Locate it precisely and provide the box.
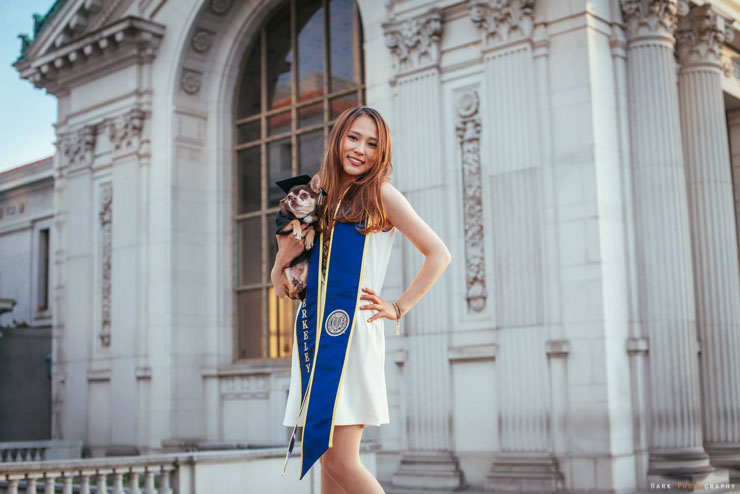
[318,106,392,235]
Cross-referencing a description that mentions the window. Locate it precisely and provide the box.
[234,0,364,360]
[38,228,50,312]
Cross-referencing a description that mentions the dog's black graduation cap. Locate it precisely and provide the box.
[275,175,312,194]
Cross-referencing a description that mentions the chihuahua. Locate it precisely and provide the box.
[276,173,322,300]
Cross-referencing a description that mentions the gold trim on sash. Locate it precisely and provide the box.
[328,233,369,447]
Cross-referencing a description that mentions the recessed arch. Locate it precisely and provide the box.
[170,0,370,362]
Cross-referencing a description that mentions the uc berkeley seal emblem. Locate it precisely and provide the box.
[325,309,350,336]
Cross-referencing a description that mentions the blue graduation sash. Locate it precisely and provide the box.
[282,221,369,479]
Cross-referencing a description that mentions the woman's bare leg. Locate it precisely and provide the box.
[320,425,384,494]
[320,456,346,494]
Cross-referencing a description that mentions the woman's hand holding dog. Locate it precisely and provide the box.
[276,223,312,265]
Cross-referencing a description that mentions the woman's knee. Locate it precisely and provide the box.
[321,448,359,481]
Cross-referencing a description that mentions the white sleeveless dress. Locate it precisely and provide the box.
[282,226,396,427]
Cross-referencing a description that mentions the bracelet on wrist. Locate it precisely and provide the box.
[393,301,402,335]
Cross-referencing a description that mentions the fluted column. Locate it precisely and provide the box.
[677,4,740,478]
[383,8,463,491]
[620,0,713,480]
[466,1,564,491]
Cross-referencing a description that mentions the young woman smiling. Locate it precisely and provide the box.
[273,106,450,493]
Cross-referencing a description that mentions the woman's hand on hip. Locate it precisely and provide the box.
[360,288,396,323]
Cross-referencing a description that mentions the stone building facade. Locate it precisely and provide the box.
[11,0,740,491]
[0,157,54,441]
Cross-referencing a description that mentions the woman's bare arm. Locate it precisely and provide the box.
[361,182,451,322]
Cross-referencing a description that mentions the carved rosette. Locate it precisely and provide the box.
[181,69,202,95]
[99,182,112,348]
[383,8,442,74]
[60,125,96,170]
[468,0,535,46]
[107,108,145,156]
[676,4,731,66]
[191,28,214,53]
[209,0,234,16]
[455,91,487,313]
[620,0,679,41]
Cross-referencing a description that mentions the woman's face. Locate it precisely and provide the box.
[339,114,378,182]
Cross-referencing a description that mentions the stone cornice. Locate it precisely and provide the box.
[620,0,680,41]
[468,0,535,49]
[14,16,164,95]
[383,8,443,75]
[677,3,733,66]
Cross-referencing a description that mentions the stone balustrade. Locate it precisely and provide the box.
[0,441,82,463]
[0,445,378,494]
[0,455,175,494]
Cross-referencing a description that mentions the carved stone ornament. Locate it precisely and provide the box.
[468,0,535,46]
[455,90,487,313]
[209,0,234,15]
[676,4,732,66]
[383,8,442,73]
[60,125,96,170]
[721,49,740,79]
[181,69,202,94]
[107,108,145,155]
[191,28,214,53]
[620,0,680,40]
[99,182,112,348]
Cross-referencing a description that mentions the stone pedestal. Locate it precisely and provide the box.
[486,454,563,493]
[392,452,464,492]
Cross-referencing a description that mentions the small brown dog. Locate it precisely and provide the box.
[276,173,322,300]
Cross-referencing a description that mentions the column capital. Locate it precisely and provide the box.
[676,4,732,67]
[107,107,146,158]
[468,0,535,49]
[621,0,680,42]
[383,8,442,75]
[59,125,96,172]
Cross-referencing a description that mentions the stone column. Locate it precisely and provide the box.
[676,4,740,480]
[620,0,719,482]
[729,110,740,293]
[56,125,98,444]
[466,1,563,491]
[383,8,463,491]
[106,107,148,454]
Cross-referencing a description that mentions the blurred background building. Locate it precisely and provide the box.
[3,0,740,492]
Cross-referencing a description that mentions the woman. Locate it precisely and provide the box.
[271,106,451,493]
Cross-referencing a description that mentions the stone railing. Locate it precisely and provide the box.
[0,441,82,463]
[0,445,378,494]
[0,454,175,494]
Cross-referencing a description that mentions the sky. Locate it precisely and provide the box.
[0,0,57,173]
